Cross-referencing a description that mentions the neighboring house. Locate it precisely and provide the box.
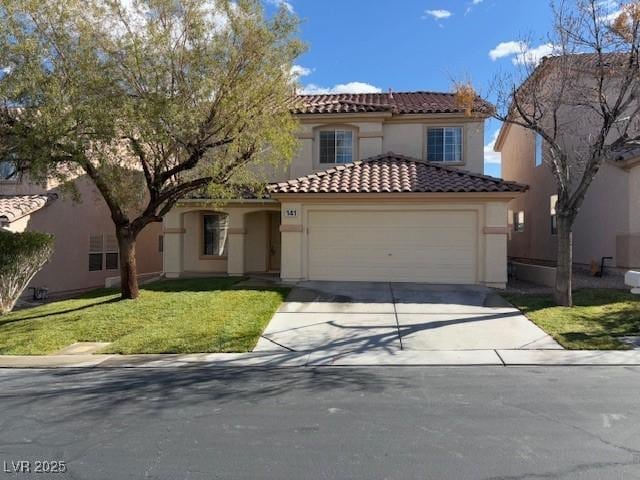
[496,57,640,272]
[0,162,163,295]
[163,92,527,288]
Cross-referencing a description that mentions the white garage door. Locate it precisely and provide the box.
[307,210,478,283]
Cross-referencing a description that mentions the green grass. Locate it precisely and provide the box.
[0,277,290,355]
[502,289,640,350]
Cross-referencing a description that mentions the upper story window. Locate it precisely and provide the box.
[0,157,18,182]
[426,127,463,163]
[203,213,228,256]
[535,133,543,166]
[319,130,353,164]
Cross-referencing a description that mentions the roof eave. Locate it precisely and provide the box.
[295,111,393,120]
[493,121,511,152]
[269,191,525,201]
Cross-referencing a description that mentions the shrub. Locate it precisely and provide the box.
[0,231,54,314]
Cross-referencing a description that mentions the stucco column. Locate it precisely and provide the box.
[483,202,509,288]
[226,210,246,276]
[279,202,304,281]
[163,208,185,279]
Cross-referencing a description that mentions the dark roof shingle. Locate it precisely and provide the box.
[291,91,491,115]
[268,153,528,195]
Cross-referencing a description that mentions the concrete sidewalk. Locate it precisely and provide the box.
[2,349,640,368]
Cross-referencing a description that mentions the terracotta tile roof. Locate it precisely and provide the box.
[269,153,528,195]
[291,92,491,115]
[0,194,57,224]
[540,52,632,71]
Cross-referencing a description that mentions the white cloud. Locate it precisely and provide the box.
[423,9,452,20]
[489,41,557,65]
[465,0,484,15]
[484,128,502,165]
[106,1,238,39]
[300,82,382,95]
[489,41,527,61]
[513,43,556,65]
[290,64,311,79]
[266,0,294,13]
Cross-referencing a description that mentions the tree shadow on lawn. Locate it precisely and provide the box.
[6,277,288,324]
[1,297,122,324]
[504,289,640,313]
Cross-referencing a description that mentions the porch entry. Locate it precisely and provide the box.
[268,212,281,272]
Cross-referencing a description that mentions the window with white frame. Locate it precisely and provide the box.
[203,214,228,256]
[426,127,463,163]
[319,130,353,164]
[550,194,558,235]
[514,210,525,232]
[535,133,543,166]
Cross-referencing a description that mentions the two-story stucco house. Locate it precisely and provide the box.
[163,91,526,288]
[496,55,640,275]
[0,168,163,295]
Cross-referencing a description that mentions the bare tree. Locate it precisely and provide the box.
[458,0,640,306]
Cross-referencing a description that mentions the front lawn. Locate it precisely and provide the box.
[502,289,640,350]
[0,277,289,355]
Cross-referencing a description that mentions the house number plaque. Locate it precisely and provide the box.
[284,209,297,218]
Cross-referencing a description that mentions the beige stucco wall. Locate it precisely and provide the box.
[630,165,640,234]
[501,123,634,267]
[287,115,487,180]
[1,176,163,294]
[4,215,30,232]
[162,201,279,278]
[276,196,510,288]
[244,211,269,273]
[617,164,640,268]
[382,119,485,175]
[181,210,228,273]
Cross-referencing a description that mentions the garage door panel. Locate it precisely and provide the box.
[307,210,478,284]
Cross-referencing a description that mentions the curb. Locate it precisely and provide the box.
[1,349,640,368]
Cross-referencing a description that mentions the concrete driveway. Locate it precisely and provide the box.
[253,282,561,353]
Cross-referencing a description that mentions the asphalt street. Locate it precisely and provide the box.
[0,366,639,480]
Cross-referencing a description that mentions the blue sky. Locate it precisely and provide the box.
[265,0,556,178]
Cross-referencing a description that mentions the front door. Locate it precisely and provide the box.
[268,212,281,272]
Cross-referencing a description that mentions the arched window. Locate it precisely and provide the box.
[202,213,228,256]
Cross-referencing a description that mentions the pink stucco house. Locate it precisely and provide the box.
[495,55,640,281]
[0,170,162,295]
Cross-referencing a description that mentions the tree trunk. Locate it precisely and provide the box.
[554,213,574,307]
[116,226,139,300]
